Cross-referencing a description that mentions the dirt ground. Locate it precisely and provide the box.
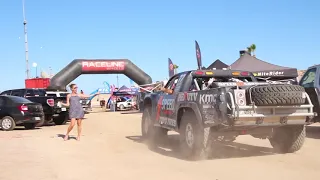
[1,110,320,180]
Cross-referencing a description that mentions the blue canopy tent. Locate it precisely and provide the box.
[109,85,139,111]
[112,85,139,96]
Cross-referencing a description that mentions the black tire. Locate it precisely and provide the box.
[0,116,16,131]
[119,104,125,110]
[268,125,306,153]
[53,115,68,125]
[179,112,212,160]
[250,84,306,106]
[36,116,45,127]
[141,107,167,145]
[24,123,37,130]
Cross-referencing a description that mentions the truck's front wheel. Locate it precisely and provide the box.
[141,107,167,145]
[268,125,306,153]
[179,112,212,160]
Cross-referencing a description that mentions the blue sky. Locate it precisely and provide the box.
[0,0,319,93]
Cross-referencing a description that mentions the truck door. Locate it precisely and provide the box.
[299,67,320,121]
[160,73,186,128]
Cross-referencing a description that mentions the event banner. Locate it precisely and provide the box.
[82,61,125,71]
[195,40,202,70]
[168,58,174,78]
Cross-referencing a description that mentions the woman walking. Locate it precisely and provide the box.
[61,83,99,141]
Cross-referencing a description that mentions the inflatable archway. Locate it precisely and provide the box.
[47,59,152,91]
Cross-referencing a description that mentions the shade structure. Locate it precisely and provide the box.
[230,51,298,78]
[206,59,229,70]
[113,85,139,96]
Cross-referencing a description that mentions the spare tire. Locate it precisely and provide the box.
[250,84,306,106]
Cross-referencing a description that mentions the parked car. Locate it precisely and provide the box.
[107,96,129,109]
[0,88,68,126]
[0,95,44,131]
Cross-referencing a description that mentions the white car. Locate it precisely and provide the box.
[117,98,135,110]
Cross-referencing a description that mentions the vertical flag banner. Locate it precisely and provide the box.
[110,84,116,93]
[168,58,174,78]
[195,40,202,70]
[102,81,110,92]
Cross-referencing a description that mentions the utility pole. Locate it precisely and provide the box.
[49,67,52,78]
[116,74,119,88]
[22,0,30,79]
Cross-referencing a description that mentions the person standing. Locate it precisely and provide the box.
[61,84,99,141]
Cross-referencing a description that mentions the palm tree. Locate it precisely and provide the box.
[250,44,256,57]
[246,44,257,56]
[173,64,179,74]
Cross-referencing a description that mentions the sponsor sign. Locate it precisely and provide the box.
[162,98,175,110]
[186,92,197,101]
[177,93,186,102]
[199,94,218,104]
[82,61,125,71]
[177,92,198,102]
[253,71,284,77]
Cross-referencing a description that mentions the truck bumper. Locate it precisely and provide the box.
[224,91,316,127]
[52,107,68,117]
[233,116,313,127]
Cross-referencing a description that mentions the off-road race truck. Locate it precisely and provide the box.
[141,69,316,160]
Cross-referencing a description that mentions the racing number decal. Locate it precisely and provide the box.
[156,96,164,121]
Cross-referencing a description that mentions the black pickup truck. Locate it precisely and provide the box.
[141,69,315,160]
[0,88,68,126]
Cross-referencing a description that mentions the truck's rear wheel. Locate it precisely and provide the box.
[141,107,167,145]
[179,112,212,160]
[250,85,306,106]
[24,123,37,130]
[53,115,68,125]
[268,125,306,153]
[35,115,45,127]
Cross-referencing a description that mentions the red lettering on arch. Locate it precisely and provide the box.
[82,61,125,71]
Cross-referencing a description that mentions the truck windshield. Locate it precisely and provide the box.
[9,96,33,103]
[46,93,69,97]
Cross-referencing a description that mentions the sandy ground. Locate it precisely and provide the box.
[1,109,320,180]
